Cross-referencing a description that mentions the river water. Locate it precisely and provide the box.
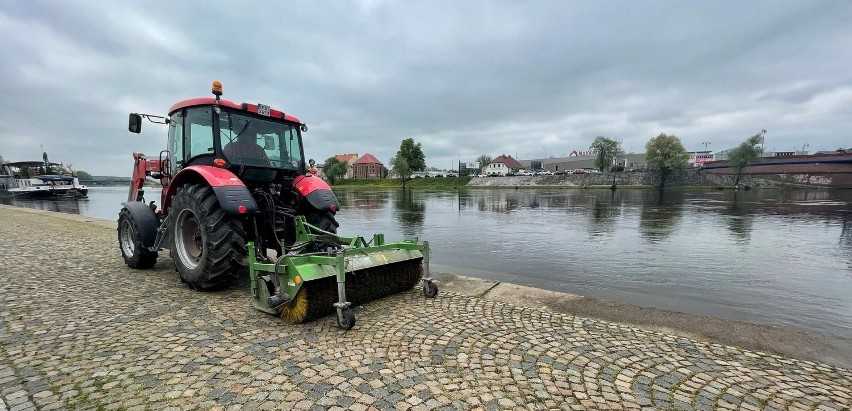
[4,186,851,337]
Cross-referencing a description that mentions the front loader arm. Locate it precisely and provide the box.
[127,152,165,203]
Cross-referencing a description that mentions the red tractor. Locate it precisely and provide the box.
[118,82,435,329]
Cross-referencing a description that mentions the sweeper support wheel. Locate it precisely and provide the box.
[422,280,438,298]
[337,308,356,330]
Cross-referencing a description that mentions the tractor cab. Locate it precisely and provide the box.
[166,101,306,185]
[128,81,308,187]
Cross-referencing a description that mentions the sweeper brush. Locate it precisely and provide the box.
[277,259,424,324]
[251,216,437,329]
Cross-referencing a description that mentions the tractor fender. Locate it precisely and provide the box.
[293,175,339,212]
[120,201,159,248]
[163,165,258,215]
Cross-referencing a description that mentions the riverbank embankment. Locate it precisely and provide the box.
[331,173,781,190]
[1,205,850,410]
[332,169,845,189]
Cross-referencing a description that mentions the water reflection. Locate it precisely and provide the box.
[588,190,621,237]
[393,189,425,236]
[726,192,754,244]
[1,195,87,215]
[841,216,852,276]
[476,189,519,213]
[337,189,388,210]
[639,191,684,243]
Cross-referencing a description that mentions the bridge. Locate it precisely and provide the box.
[702,152,852,188]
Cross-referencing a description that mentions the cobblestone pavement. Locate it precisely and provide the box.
[1,207,851,410]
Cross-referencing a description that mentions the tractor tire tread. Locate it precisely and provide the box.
[170,184,247,290]
[118,208,158,269]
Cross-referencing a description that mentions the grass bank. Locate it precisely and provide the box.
[331,177,472,189]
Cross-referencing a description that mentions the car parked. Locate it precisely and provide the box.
[572,169,588,174]
[554,170,569,175]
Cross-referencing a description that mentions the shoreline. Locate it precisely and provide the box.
[1,204,849,369]
[433,273,852,369]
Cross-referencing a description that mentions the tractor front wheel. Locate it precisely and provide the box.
[170,184,247,290]
[118,208,158,269]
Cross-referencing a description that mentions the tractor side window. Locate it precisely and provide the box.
[280,126,303,166]
[168,111,184,173]
[184,107,214,160]
[260,133,281,161]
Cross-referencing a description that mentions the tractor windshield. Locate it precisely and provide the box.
[219,109,303,169]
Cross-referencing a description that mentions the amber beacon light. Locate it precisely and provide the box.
[212,81,223,97]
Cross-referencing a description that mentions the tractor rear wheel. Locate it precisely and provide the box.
[118,208,158,269]
[169,184,247,290]
[305,209,339,234]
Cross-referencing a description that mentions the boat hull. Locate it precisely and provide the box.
[9,187,88,198]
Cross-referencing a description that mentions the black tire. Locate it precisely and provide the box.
[422,281,438,298]
[337,308,356,330]
[304,209,339,234]
[169,184,247,290]
[118,208,158,269]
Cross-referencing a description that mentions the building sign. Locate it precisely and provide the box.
[569,150,593,157]
[462,162,480,169]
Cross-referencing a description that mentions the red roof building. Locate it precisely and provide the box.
[333,153,359,178]
[491,154,524,169]
[335,153,358,163]
[484,154,524,176]
[352,153,385,179]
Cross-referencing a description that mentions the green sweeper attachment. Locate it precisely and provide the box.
[250,216,438,329]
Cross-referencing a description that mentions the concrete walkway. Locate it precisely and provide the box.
[0,206,850,410]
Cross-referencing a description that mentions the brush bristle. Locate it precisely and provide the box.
[278,287,309,323]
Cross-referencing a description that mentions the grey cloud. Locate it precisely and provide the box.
[0,0,850,175]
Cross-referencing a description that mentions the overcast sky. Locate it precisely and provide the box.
[1,1,850,176]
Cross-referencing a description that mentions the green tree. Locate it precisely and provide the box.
[475,154,492,174]
[321,156,348,185]
[390,156,410,181]
[727,132,765,188]
[390,138,426,187]
[645,133,689,189]
[590,137,623,172]
[75,170,93,181]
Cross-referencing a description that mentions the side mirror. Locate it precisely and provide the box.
[128,113,142,133]
[308,159,316,167]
